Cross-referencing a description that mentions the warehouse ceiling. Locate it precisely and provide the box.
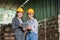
[0,0,26,10]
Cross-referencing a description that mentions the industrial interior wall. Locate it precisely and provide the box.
[0,0,59,22]
[58,0,60,14]
[23,0,58,21]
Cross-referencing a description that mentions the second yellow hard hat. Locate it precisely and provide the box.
[27,8,34,14]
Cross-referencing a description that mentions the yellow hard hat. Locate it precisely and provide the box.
[27,8,34,14]
[16,7,24,13]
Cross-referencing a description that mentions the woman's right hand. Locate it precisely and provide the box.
[26,26,32,30]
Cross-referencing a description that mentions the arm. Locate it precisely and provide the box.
[12,18,19,30]
[27,19,38,31]
[26,21,32,30]
[15,19,23,28]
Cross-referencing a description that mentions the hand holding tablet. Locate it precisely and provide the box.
[21,22,28,31]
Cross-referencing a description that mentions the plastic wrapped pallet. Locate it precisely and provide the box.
[58,15,60,40]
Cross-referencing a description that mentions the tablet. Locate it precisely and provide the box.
[21,22,28,28]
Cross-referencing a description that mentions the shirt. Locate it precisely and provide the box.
[18,18,23,24]
[12,18,24,35]
[27,18,38,34]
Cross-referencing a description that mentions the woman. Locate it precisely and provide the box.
[26,8,38,40]
[12,7,25,40]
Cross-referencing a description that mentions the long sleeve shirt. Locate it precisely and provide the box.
[12,17,24,35]
[27,18,38,34]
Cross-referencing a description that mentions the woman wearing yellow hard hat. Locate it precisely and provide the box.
[12,7,25,40]
[26,8,38,40]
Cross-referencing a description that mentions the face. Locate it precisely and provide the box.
[17,12,23,18]
[27,13,34,19]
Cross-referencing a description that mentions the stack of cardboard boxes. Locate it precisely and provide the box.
[46,16,58,40]
[38,21,45,40]
[4,26,15,40]
[38,16,58,40]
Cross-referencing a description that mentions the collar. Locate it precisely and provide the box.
[17,17,22,21]
[29,18,34,21]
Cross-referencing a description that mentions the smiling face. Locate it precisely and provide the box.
[17,12,23,18]
[27,13,34,19]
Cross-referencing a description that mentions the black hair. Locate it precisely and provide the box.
[15,12,19,18]
[15,13,18,18]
